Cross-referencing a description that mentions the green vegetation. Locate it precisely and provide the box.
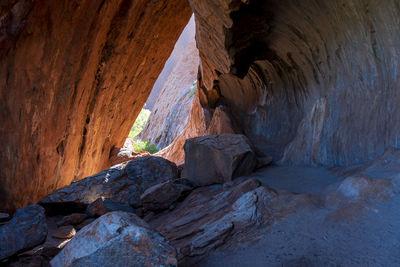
[134,139,159,154]
[128,107,159,154]
[128,108,151,138]
[189,80,197,98]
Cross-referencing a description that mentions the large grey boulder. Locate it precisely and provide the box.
[182,134,257,186]
[0,205,48,260]
[51,211,177,267]
[40,156,179,210]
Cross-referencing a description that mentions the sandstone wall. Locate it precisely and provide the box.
[190,0,400,167]
[0,0,191,212]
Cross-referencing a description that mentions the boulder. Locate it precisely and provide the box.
[0,205,48,260]
[182,134,257,186]
[86,198,134,217]
[140,179,193,211]
[57,213,87,227]
[52,225,76,239]
[51,211,177,267]
[40,156,179,211]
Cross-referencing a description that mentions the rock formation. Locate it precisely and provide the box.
[51,211,177,267]
[190,0,400,167]
[145,15,196,111]
[155,90,207,165]
[140,39,199,149]
[0,0,191,212]
[0,205,47,260]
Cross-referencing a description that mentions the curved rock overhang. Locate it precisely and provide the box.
[190,0,400,167]
[0,0,191,212]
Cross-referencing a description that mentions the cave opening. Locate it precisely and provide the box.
[121,15,198,158]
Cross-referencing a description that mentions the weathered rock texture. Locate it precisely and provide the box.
[0,0,191,212]
[182,134,257,186]
[190,0,400,167]
[145,15,196,111]
[156,91,207,165]
[0,205,47,260]
[140,40,199,149]
[40,156,179,210]
[51,211,177,267]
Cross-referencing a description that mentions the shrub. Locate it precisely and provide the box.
[134,139,159,154]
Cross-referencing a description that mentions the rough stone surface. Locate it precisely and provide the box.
[140,180,193,211]
[149,177,313,262]
[51,211,177,267]
[52,225,76,239]
[156,91,207,165]
[0,205,48,260]
[190,0,400,167]
[0,0,192,212]
[140,40,199,150]
[86,198,134,217]
[182,134,257,186]
[40,156,179,210]
[145,15,196,111]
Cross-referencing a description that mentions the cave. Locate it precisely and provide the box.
[1,0,400,266]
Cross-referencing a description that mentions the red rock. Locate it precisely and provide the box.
[0,0,192,213]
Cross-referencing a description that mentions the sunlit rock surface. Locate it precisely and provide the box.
[0,0,191,212]
[140,39,199,150]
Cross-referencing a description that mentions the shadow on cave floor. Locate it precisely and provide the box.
[247,166,344,196]
[196,194,400,267]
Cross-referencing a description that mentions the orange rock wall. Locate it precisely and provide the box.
[0,0,191,212]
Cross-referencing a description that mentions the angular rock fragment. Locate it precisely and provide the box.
[0,205,48,260]
[140,179,193,211]
[86,198,134,217]
[40,156,179,211]
[182,134,257,186]
[52,225,76,239]
[51,211,177,267]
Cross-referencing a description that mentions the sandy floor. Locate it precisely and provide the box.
[193,166,400,267]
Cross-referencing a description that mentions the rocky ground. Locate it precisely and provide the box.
[1,135,400,266]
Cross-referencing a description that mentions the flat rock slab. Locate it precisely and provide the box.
[52,225,76,239]
[40,156,179,211]
[0,205,48,260]
[51,211,177,267]
[182,134,257,186]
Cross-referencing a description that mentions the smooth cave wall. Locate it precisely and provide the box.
[191,0,400,167]
[0,0,191,212]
